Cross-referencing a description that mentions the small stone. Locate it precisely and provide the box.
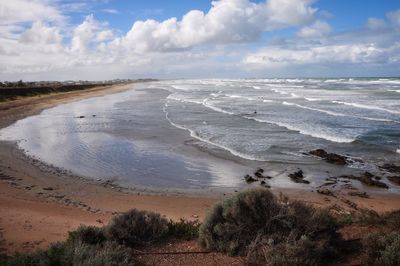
[348,191,369,198]
[317,188,335,197]
[244,174,257,183]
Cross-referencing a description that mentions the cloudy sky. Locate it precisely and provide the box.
[0,0,399,80]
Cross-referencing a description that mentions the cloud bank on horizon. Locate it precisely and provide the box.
[0,0,399,80]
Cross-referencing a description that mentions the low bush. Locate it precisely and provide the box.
[3,240,135,266]
[199,189,340,264]
[247,235,334,266]
[3,242,70,266]
[68,225,107,245]
[108,209,168,247]
[363,232,400,266]
[71,241,135,266]
[382,210,400,228]
[166,219,200,240]
[0,231,5,262]
[336,209,400,228]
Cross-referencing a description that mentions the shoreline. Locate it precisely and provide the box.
[0,82,399,255]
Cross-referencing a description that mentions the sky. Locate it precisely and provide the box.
[0,0,399,81]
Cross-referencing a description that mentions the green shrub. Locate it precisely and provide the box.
[199,189,339,263]
[68,225,106,245]
[108,209,168,247]
[3,240,135,266]
[247,235,333,266]
[336,209,400,228]
[0,231,5,262]
[71,241,135,266]
[166,219,200,240]
[2,242,69,266]
[383,210,400,228]
[363,232,400,266]
[199,189,280,255]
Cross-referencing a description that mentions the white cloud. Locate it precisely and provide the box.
[112,0,316,53]
[102,9,119,15]
[243,43,392,68]
[387,10,400,29]
[70,15,113,52]
[71,15,98,52]
[265,0,316,27]
[0,0,63,25]
[296,20,332,38]
[19,21,62,45]
[367,18,386,30]
[95,30,114,42]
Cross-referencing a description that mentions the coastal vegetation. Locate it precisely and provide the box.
[0,79,137,102]
[1,189,400,265]
[199,189,339,265]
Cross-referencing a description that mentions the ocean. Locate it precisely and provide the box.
[161,78,400,162]
[0,78,399,193]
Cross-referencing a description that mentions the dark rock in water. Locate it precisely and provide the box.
[309,149,328,157]
[348,191,369,198]
[388,176,400,185]
[254,172,263,178]
[309,149,348,165]
[317,188,335,197]
[244,174,257,183]
[379,163,400,174]
[254,168,265,178]
[288,170,310,184]
[319,181,337,187]
[77,115,85,118]
[363,172,374,178]
[290,170,303,178]
[260,180,270,188]
[340,172,388,189]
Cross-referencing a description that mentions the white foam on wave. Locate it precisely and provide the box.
[225,94,256,101]
[244,116,355,143]
[270,88,289,95]
[397,148,400,154]
[167,94,204,104]
[185,98,356,143]
[162,106,263,161]
[170,85,198,91]
[332,101,400,115]
[304,97,322,101]
[282,101,346,117]
[282,101,398,123]
[202,99,235,115]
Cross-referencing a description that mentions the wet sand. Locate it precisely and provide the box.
[0,83,399,255]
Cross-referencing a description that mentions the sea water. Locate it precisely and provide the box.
[1,78,399,192]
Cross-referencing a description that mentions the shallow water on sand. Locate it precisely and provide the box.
[0,79,399,193]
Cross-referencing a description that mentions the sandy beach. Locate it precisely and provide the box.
[1,82,400,255]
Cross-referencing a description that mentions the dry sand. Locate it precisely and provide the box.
[0,83,399,255]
